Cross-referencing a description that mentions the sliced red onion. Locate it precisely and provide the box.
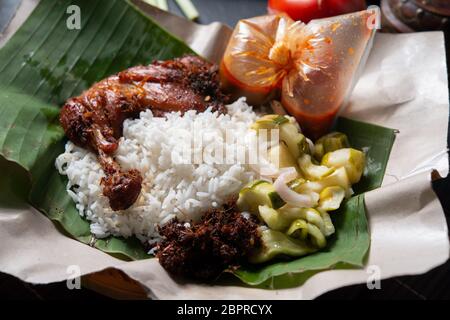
[259,164,279,178]
[278,166,297,180]
[253,156,280,179]
[306,138,315,155]
[274,167,318,208]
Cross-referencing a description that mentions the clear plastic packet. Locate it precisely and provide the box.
[220,8,378,139]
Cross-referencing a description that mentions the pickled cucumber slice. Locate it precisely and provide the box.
[251,114,289,129]
[258,205,291,231]
[286,220,326,248]
[318,186,346,211]
[278,206,325,233]
[237,180,285,214]
[306,223,327,248]
[298,154,334,181]
[279,125,309,159]
[292,167,351,196]
[286,219,308,240]
[318,209,335,236]
[268,142,298,170]
[314,132,350,161]
[321,148,365,184]
[249,229,317,264]
[252,114,309,159]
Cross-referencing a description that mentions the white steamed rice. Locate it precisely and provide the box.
[55,98,259,244]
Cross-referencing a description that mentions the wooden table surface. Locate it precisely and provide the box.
[0,0,449,300]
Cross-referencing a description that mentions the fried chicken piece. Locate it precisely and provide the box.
[156,200,261,280]
[60,55,227,210]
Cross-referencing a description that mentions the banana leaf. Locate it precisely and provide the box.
[0,0,195,260]
[0,0,396,286]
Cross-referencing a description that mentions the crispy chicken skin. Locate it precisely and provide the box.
[60,55,227,210]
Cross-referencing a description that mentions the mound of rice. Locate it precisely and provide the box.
[55,98,259,244]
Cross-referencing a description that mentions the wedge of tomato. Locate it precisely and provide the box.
[268,0,366,23]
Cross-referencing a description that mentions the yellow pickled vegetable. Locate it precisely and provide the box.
[268,142,298,171]
[293,167,351,196]
[250,229,318,263]
[237,180,286,214]
[258,205,291,231]
[318,186,346,211]
[252,114,309,159]
[298,154,334,181]
[321,148,365,184]
[314,132,350,161]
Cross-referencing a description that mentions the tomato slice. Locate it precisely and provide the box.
[268,0,366,23]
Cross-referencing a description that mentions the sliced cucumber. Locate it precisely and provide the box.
[251,114,289,130]
[306,223,327,248]
[252,114,308,159]
[298,154,334,181]
[318,186,346,211]
[237,180,286,214]
[279,123,308,159]
[286,219,308,240]
[293,167,351,196]
[258,205,291,231]
[249,229,317,264]
[269,193,285,209]
[317,209,335,236]
[278,206,325,233]
[268,141,298,170]
[314,132,350,161]
[286,220,326,248]
[321,148,365,184]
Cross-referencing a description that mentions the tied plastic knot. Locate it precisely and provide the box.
[270,18,327,98]
[268,41,290,66]
[225,14,330,95]
[268,17,295,67]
